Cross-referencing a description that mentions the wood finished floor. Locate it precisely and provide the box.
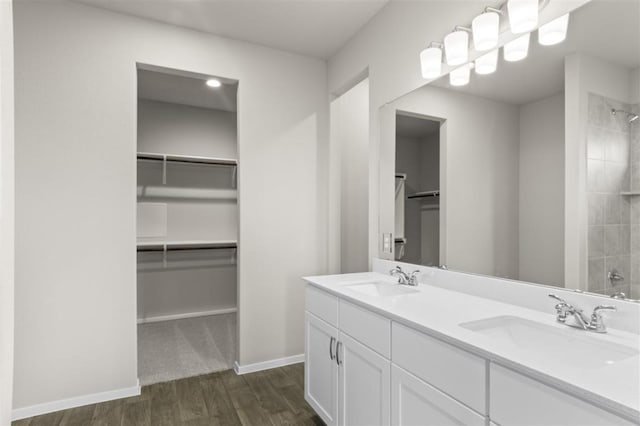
[12,364,324,426]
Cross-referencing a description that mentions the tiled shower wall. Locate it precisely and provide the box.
[631,104,640,299]
[587,93,639,298]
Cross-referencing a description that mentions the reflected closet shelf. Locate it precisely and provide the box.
[620,191,640,196]
[137,239,238,252]
[137,152,238,167]
[407,190,440,199]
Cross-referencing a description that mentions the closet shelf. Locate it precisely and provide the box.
[137,152,238,167]
[395,173,407,180]
[137,239,237,252]
[407,190,440,199]
[620,191,640,196]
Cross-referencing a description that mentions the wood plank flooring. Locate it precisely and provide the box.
[12,364,323,426]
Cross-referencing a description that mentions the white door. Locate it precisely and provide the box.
[338,331,391,426]
[305,312,339,426]
[391,365,485,426]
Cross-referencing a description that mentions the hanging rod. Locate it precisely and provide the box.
[407,190,440,199]
[136,240,238,252]
[395,173,407,180]
[137,152,238,167]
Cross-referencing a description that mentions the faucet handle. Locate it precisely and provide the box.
[548,293,567,304]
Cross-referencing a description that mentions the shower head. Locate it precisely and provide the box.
[611,108,639,124]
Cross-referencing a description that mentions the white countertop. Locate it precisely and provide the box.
[303,271,640,422]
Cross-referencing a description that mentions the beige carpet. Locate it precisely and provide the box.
[138,313,237,385]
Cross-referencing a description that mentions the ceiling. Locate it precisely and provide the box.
[396,113,440,139]
[73,0,389,59]
[137,68,238,111]
[433,0,640,106]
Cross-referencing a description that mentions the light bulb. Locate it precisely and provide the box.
[420,47,442,79]
[507,0,538,34]
[503,33,530,62]
[538,14,570,46]
[206,79,221,88]
[450,64,471,86]
[475,50,499,75]
[472,12,500,51]
[444,30,469,66]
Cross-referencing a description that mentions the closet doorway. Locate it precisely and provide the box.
[394,112,441,266]
[135,65,239,385]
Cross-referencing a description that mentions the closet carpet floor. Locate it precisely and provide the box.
[138,313,237,386]
[12,364,324,426]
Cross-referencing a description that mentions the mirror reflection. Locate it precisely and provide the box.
[385,0,640,300]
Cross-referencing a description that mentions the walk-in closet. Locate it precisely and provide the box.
[394,112,441,266]
[136,66,238,385]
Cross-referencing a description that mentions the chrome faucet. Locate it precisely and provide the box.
[390,266,420,286]
[548,294,617,333]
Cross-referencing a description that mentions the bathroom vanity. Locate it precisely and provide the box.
[303,261,640,426]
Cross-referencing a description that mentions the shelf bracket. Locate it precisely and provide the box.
[162,154,167,185]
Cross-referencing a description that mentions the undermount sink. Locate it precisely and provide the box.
[460,315,638,369]
[345,281,419,297]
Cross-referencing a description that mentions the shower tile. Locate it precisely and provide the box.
[587,159,606,192]
[604,130,629,163]
[587,126,605,160]
[621,196,631,225]
[632,225,640,254]
[588,258,605,292]
[632,198,640,224]
[604,225,621,256]
[604,195,620,225]
[588,194,605,225]
[604,161,628,192]
[588,225,604,258]
[620,225,631,255]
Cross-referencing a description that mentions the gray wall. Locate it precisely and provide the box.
[519,93,565,287]
[0,1,14,423]
[13,0,328,411]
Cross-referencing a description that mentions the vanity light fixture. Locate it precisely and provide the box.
[503,33,530,61]
[444,27,471,66]
[475,49,499,74]
[538,13,570,45]
[507,0,538,34]
[206,79,222,88]
[420,42,443,79]
[450,64,472,86]
[472,8,501,51]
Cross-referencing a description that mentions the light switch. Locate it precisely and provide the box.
[382,233,392,253]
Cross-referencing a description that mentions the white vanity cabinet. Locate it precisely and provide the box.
[304,284,639,426]
[305,287,391,426]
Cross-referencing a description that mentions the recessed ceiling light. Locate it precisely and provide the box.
[206,79,222,88]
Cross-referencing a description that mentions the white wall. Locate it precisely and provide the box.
[137,99,238,320]
[0,0,15,424]
[327,0,588,265]
[332,78,369,273]
[565,53,635,290]
[519,93,565,287]
[380,86,520,279]
[13,0,328,413]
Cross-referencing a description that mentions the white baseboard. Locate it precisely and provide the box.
[12,381,140,421]
[233,354,304,375]
[137,307,237,324]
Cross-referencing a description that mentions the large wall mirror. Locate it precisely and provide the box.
[379,0,640,301]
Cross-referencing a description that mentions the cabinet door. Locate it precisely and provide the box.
[338,331,391,426]
[305,312,339,426]
[391,365,485,426]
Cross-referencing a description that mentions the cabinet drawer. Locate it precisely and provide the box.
[306,285,338,327]
[392,322,486,414]
[391,364,485,426]
[339,299,391,358]
[490,364,636,426]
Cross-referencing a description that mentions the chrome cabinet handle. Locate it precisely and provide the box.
[329,337,335,360]
[336,341,342,366]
